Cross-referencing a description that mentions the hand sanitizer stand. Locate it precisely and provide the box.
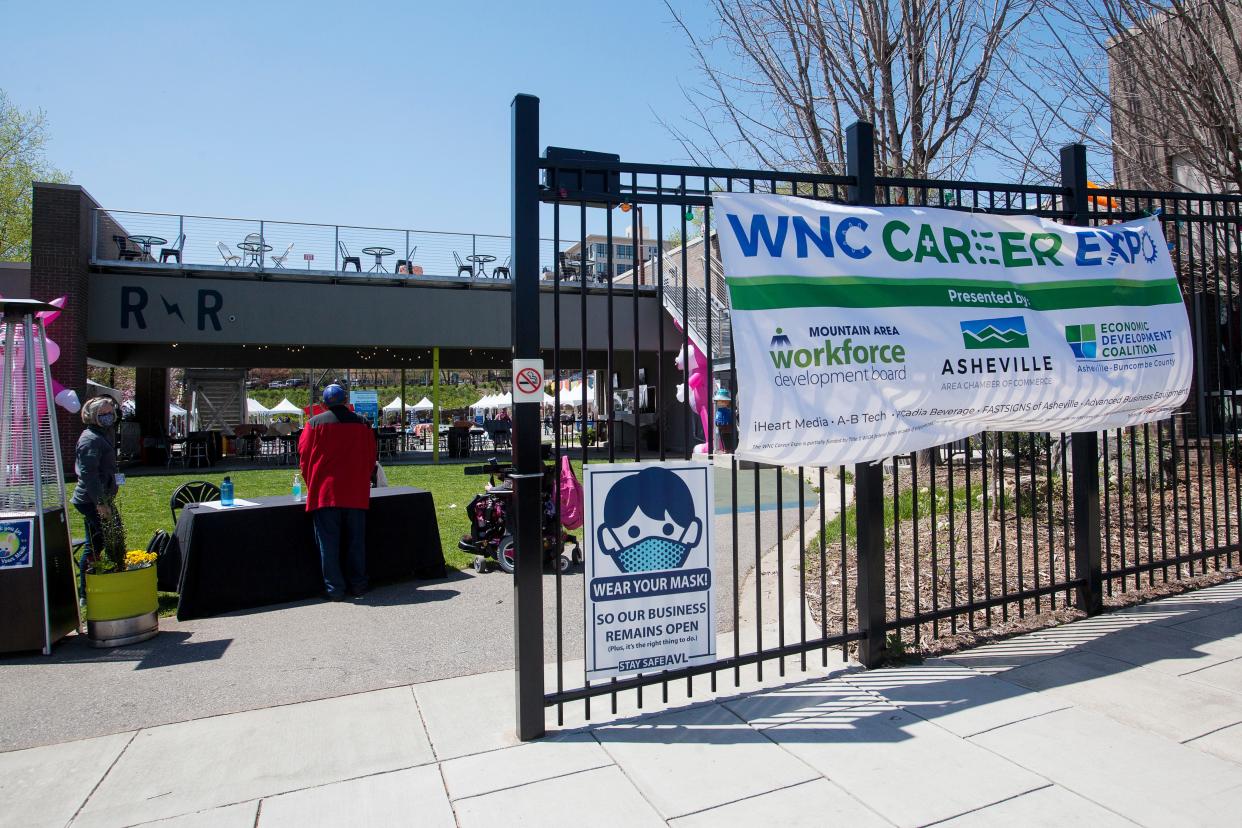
[0,299,79,654]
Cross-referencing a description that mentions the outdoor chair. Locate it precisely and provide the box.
[113,235,140,261]
[160,234,185,263]
[337,240,361,272]
[453,251,474,278]
[395,245,418,275]
[166,434,189,469]
[493,255,511,279]
[217,241,241,266]
[169,480,221,525]
[270,242,294,268]
[558,252,580,280]
[259,434,282,463]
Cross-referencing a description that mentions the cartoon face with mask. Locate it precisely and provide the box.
[597,467,703,574]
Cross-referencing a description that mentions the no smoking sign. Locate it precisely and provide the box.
[512,359,545,403]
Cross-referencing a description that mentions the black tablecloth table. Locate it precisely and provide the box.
[173,486,444,619]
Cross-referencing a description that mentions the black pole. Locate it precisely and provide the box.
[1061,143,1104,616]
[511,93,545,740]
[845,121,887,667]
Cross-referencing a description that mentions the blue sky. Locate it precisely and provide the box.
[1,0,712,236]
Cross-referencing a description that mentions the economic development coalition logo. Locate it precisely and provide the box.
[1065,324,1097,359]
[960,316,1029,350]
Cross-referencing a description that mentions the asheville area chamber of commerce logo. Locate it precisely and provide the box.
[1065,324,1097,359]
[960,316,1030,350]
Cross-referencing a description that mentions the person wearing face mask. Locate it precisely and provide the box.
[72,396,121,587]
[596,466,703,574]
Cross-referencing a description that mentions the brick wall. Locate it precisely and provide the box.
[29,183,99,473]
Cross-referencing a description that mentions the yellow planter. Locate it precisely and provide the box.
[85,564,158,622]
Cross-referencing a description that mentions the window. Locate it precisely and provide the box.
[615,244,634,259]
[593,243,609,258]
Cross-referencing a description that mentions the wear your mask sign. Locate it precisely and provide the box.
[584,461,715,681]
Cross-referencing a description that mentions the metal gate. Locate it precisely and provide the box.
[510,94,1241,740]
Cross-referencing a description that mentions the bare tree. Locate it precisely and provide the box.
[664,0,1040,179]
[1015,0,1242,192]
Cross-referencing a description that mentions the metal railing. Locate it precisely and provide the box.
[92,208,571,281]
[510,94,1242,741]
[662,264,732,362]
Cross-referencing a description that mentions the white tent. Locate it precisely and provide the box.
[86,378,123,402]
[169,402,189,435]
[383,396,404,411]
[247,398,270,416]
[412,396,434,411]
[268,398,303,416]
[471,392,513,412]
[561,382,596,409]
[542,392,557,407]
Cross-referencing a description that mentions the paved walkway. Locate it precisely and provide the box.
[4,581,1242,827]
[1,459,812,752]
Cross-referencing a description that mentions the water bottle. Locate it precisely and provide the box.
[221,476,234,507]
[292,472,303,502]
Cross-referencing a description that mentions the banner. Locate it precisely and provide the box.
[715,193,1193,467]
[584,461,715,680]
[349,390,379,425]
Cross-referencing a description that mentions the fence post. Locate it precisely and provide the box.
[846,121,887,667]
[1061,143,1103,616]
[511,93,545,741]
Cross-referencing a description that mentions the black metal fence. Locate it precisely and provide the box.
[509,94,1241,740]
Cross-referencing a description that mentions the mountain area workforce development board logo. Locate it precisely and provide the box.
[960,316,1029,350]
[1064,324,1097,359]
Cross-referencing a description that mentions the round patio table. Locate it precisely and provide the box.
[238,240,272,267]
[362,246,395,273]
[466,253,496,278]
[128,235,167,260]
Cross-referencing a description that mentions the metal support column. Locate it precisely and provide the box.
[432,347,440,464]
[1061,142,1104,616]
[845,120,888,666]
[511,93,545,740]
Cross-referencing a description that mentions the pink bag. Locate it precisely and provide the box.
[558,455,584,530]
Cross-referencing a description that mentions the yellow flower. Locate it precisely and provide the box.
[125,549,158,568]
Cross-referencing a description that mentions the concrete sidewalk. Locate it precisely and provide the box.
[4,581,1242,827]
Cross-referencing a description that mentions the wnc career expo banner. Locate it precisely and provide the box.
[714,192,1193,467]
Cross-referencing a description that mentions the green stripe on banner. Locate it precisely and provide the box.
[725,274,1183,311]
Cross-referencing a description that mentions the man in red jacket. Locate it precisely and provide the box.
[299,384,378,601]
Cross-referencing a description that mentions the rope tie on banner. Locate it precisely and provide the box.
[1139,206,1176,251]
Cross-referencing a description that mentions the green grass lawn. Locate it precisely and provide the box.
[81,461,584,574]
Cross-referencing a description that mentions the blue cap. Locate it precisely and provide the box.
[323,384,346,405]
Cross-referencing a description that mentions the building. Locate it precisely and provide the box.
[25,183,694,467]
[561,227,670,281]
[1107,0,1242,193]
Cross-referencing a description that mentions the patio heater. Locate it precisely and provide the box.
[0,298,79,654]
